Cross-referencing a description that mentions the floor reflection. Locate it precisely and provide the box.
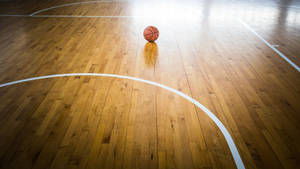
[143,42,158,67]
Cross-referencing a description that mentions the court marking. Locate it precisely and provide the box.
[0,14,140,18]
[239,19,300,72]
[32,15,137,18]
[0,73,245,169]
[289,6,300,9]
[272,44,280,47]
[30,0,113,16]
[254,4,300,10]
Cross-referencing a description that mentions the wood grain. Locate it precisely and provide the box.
[0,0,299,169]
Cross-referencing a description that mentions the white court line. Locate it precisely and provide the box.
[30,0,113,16]
[0,73,246,169]
[0,14,141,18]
[239,20,300,72]
[260,4,300,10]
[272,44,280,47]
[32,15,138,18]
[287,5,300,9]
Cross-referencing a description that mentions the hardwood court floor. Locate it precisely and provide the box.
[0,0,299,169]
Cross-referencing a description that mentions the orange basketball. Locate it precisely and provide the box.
[143,26,159,42]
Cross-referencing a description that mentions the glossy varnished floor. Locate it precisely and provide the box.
[0,0,299,169]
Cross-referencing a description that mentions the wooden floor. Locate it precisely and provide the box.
[0,0,299,169]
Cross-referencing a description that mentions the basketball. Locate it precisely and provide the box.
[143,26,159,42]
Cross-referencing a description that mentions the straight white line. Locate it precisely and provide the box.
[261,4,300,10]
[32,15,138,18]
[0,73,246,169]
[30,0,113,16]
[288,5,300,9]
[239,20,300,72]
[272,44,280,47]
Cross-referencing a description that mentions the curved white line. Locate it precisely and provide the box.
[30,0,113,16]
[0,73,245,169]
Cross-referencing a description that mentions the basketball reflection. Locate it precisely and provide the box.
[143,42,158,67]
